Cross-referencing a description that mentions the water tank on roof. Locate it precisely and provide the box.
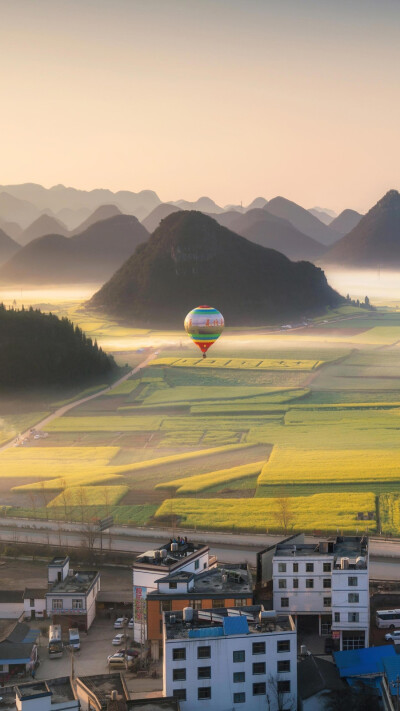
[154,550,161,560]
[340,557,349,570]
[222,574,228,584]
[356,556,366,568]
[183,607,193,623]
[171,542,178,552]
[170,614,176,624]
[259,610,276,623]
[161,548,168,559]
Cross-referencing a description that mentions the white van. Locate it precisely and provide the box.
[69,627,80,650]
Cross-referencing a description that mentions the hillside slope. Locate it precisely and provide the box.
[0,215,149,283]
[329,209,363,236]
[266,197,340,246]
[0,229,20,265]
[19,214,68,245]
[89,210,341,326]
[322,190,400,267]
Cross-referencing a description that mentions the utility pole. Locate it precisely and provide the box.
[390,675,400,711]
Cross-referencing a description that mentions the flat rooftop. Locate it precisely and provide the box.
[13,677,76,703]
[49,555,69,566]
[48,570,98,595]
[275,536,368,566]
[150,564,252,598]
[135,540,207,568]
[77,672,128,708]
[165,606,294,641]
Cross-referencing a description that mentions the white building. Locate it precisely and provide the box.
[163,606,297,711]
[23,588,47,620]
[272,535,369,651]
[132,539,210,645]
[45,556,100,631]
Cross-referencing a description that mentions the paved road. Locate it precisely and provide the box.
[1,519,400,575]
[0,354,154,453]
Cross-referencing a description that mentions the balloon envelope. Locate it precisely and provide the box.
[184,305,224,356]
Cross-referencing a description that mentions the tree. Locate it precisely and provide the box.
[273,492,294,535]
[266,675,296,711]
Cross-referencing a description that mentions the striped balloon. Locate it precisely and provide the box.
[184,305,224,358]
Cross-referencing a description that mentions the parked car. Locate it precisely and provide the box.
[114,617,128,629]
[107,651,135,663]
[385,631,400,643]
[128,618,134,628]
[324,637,333,654]
[112,633,130,646]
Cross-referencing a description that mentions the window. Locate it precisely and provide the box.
[253,682,266,695]
[323,597,331,608]
[323,562,331,572]
[281,598,289,608]
[195,560,200,570]
[348,612,359,623]
[334,612,340,623]
[278,563,286,573]
[233,650,245,663]
[278,680,291,694]
[348,577,358,587]
[233,692,245,704]
[173,648,186,661]
[293,562,299,573]
[191,600,202,610]
[172,689,186,701]
[72,599,83,610]
[160,600,172,613]
[233,671,245,683]
[30,598,34,607]
[306,579,314,589]
[252,641,266,655]
[306,563,314,572]
[277,640,290,653]
[212,599,225,608]
[173,668,186,681]
[278,579,286,589]
[293,578,299,589]
[348,593,359,603]
[234,599,245,606]
[198,666,211,679]
[198,646,211,659]
[52,599,62,610]
[198,687,211,700]
[323,578,331,588]
[278,660,290,673]
[253,662,266,675]
[169,582,177,589]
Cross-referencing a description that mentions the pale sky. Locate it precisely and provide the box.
[1,0,399,212]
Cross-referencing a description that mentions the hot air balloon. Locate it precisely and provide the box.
[184,306,224,358]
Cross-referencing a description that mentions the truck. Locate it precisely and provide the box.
[48,624,63,658]
[68,627,80,650]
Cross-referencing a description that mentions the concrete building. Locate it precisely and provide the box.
[46,556,100,631]
[76,673,180,711]
[0,591,25,619]
[163,606,297,711]
[270,535,369,651]
[0,677,78,711]
[146,564,253,660]
[23,588,47,620]
[132,540,210,646]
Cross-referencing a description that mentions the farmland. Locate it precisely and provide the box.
[2,291,400,534]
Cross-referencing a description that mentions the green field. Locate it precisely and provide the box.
[3,302,400,535]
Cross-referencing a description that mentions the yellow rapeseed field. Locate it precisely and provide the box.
[156,461,265,494]
[47,485,128,508]
[155,493,376,533]
[152,357,323,370]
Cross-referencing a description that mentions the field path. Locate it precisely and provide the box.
[0,354,154,453]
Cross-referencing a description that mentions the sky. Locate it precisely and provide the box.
[1,0,399,212]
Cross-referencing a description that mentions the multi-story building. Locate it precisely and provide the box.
[272,535,369,651]
[46,555,100,631]
[132,539,210,647]
[147,563,253,659]
[163,606,297,711]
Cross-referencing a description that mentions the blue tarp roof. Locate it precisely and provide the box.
[23,629,39,644]
[188,627,223,639]
[334,646,396,677]
[383,656,400,692]
[223,616,249,636]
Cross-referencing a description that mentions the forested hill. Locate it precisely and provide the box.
[0,305,116,388]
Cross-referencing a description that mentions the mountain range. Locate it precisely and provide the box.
[89,210,341,326]
[0,214,149,284]
[321,190,400,268]
[0,229,20,265]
